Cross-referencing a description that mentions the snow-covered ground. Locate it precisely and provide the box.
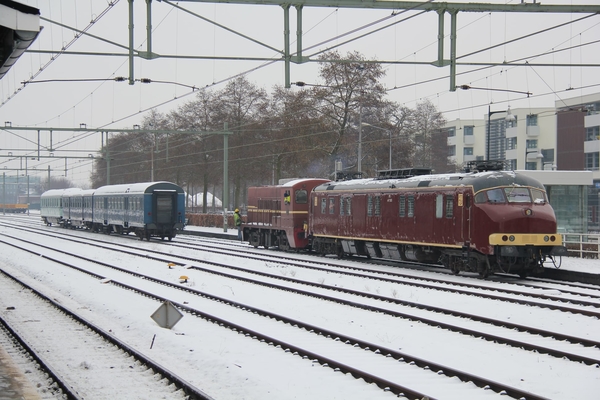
[0,215,599,399]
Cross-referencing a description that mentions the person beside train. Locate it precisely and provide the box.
[234,208,243,241]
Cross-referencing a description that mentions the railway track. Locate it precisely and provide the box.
[4,218,600,314]
[0,269,212,400]
[0,219,598,398]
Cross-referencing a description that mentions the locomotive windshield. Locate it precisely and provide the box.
[475,187,548,204]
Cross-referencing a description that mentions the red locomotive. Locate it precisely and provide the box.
[242,165,567,278]
[244,178,330,250]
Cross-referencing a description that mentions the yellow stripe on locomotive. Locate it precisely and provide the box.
[489,233,563,246]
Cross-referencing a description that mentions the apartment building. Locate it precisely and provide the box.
[442,93,600,232]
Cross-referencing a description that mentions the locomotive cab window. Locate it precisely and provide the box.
[321,198,327,214]
[531,188,547,204]
[329,197,335,214]
[504,187,531,203]
[295,190,308,204]
[475,188,505,204]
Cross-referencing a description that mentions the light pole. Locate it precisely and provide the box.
[487,105,516,161]
[362,123,392,170]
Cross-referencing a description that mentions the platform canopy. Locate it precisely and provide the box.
[0,0,40,81]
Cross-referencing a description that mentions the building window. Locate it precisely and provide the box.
[586,152,600,171]
[463,147,473,156]
[526,114,538,126]
[526,139,538,149]
[448,145,456,156]
[586,126,600,141]
[446,127,456,137]
[464,126,474,136]
[507,137,517,150]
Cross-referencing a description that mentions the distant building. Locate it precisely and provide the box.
[442,92,600,232]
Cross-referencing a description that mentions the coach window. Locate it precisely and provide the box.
[445,195,454,218]
[295,190,308,204]
[399,195,405,217]
[374,195,381,216]
[407,195,415,217]
[367,196,373,216]
[340,197,345,216]
[435,194,443,218]
[329,197,335,214]
[346,197,352,216]
[321,197,327,214]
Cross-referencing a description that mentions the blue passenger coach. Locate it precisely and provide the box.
[41,181,185,241]
[92,181,185,240]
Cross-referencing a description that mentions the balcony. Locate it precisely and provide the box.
[585,113,600,129]
[526,125,540,137]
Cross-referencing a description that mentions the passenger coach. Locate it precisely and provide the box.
[41,181,185,241]
[92,181,185,240]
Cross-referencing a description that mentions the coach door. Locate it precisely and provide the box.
[155,191,175,225]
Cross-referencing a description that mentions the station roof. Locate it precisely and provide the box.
[0,0,41,81]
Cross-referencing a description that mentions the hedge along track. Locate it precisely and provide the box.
[0,235,596,399]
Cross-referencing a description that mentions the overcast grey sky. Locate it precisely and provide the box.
[1,0,599,186]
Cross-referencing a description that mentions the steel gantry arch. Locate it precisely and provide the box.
[161,0,600,90]
[18,1,600,91]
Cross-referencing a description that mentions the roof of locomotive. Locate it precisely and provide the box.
[313,170,546,193]
[94,181,184,196]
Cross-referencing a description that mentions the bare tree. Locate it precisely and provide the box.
[411,99,447,172]
[308,51,388,175]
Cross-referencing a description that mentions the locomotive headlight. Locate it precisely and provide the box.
[509,235,515,242]
[525,209,532,216]
[502,235,508,242]
[550,236,556,242]
[544,235,550,242]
